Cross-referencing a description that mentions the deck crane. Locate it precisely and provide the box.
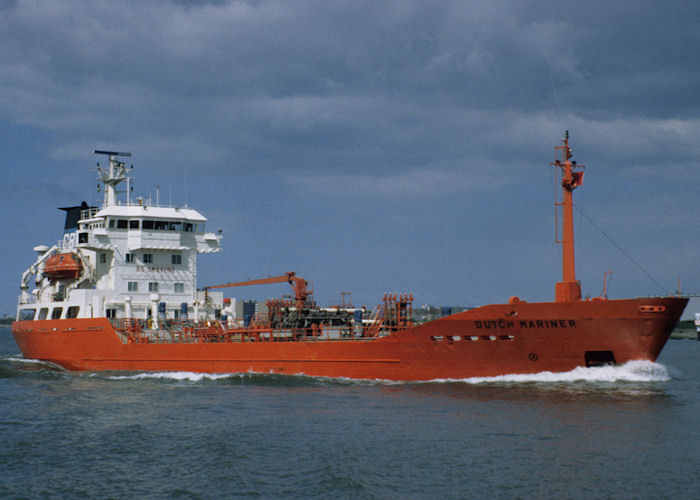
[205,271,313,310]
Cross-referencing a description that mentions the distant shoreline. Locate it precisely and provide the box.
[671,321,698,340]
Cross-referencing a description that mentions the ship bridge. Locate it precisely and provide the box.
[17,150,223,326]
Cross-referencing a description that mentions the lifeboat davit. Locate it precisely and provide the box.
[43,252,82,281]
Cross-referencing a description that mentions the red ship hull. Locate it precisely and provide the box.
[12,296,687,380]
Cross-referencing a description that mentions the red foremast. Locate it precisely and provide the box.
[553,131,585,302]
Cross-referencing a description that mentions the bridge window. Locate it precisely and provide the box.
[51,307,63,319]
[142,220,154,230]
[78,232,88,243]
[67,306,80,318]
[125,253,134,263]
[169,222,181,231]
[143,254,153,264]
[172,254,182,265]
[154,220,168,230]
[129,220,140,229]
[38,308,48,320]
[19,309,36,321]
[99,253,107,264]
[184,223,193,232]
[116,219,128,229]
[128,282,138,292]
[148,282,159,292]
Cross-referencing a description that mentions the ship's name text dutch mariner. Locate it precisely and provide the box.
[475,319,577,329]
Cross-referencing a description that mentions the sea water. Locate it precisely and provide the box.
[1,325,699,499]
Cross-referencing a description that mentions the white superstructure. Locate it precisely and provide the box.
[17,151,223,325]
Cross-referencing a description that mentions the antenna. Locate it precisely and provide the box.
[184,165,188,207]
[94,150,132,157]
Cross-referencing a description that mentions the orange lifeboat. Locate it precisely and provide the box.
[44,252,82,281]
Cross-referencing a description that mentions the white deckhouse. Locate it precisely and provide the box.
[17,151,223,326]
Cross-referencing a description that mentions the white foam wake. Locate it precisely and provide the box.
[4,355,41,364]
[106,371,241,381]
[101,360,670,385]
[3,355,65,370]
[439,360,669,384]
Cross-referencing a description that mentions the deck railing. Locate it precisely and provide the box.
[108,314,411,345]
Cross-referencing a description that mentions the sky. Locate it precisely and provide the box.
[1,0,698,318]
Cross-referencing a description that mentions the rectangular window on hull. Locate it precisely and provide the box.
[174,283,184,293]
[149,282,159,292]
[128,282,138,292]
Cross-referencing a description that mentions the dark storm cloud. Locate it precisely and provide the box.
[2,0,697,182]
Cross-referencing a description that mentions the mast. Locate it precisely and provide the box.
[95,150,132,207]
[553,131,585,302]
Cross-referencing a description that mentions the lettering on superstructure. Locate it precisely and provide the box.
[475,319,576,329]
[136,265,175,273]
